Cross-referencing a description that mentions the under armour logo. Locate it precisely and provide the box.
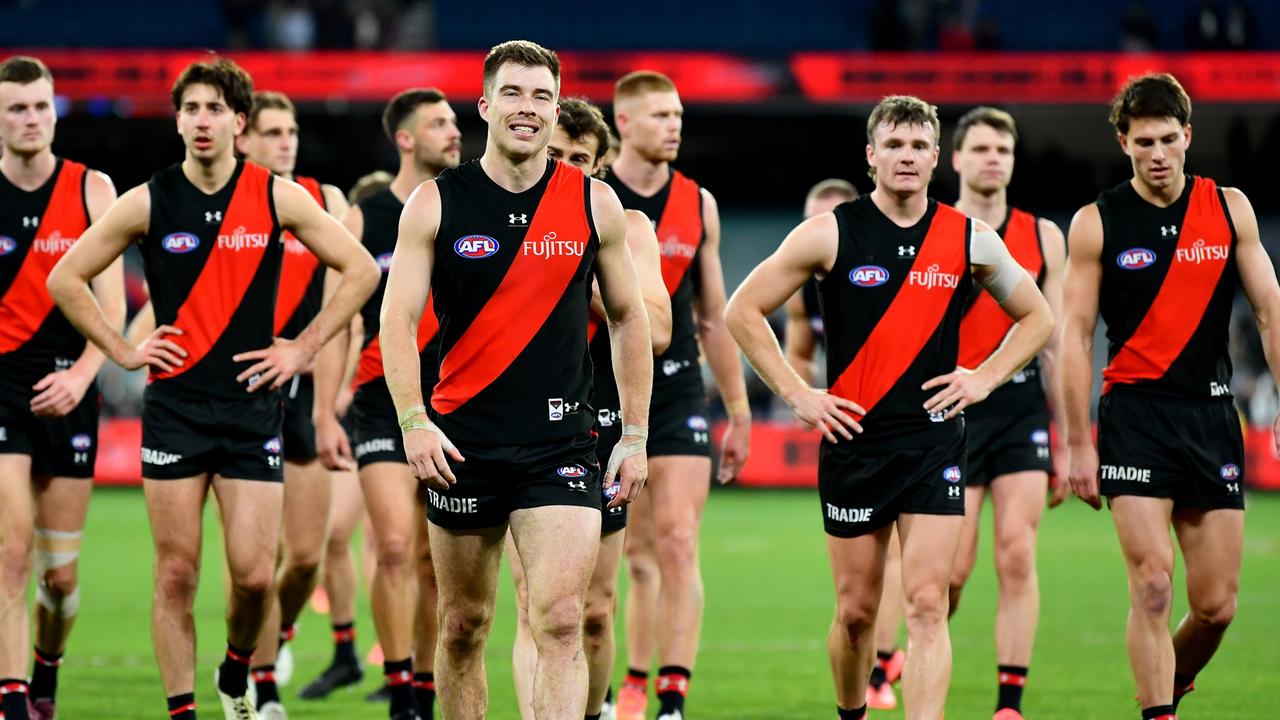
[949,486,961,498]
[1161,225,1177,237]
[568,480,587,491]
[22,216,39,228]
[898,245,916,257]
[509,213,528,225]
[205,211,223,223]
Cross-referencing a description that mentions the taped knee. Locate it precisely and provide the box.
[34,528,81,618]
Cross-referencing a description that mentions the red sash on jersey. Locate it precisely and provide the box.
[957,208,1042,369]
[0,160,88,353]
[355,294,437,387]
[432,163,591,414]
[830,204,968,418]
[152,162,275,380]
[655,170,703,297]
[273,176,325,335]
[1103,177,1232,394]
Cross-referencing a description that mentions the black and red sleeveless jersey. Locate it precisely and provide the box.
[351,186,439,391]
[800,279,825,344]
[273,175,327,340]
[1098,175,1238,401]
[431,158,598,445]
[958,207,1047,416]
[140,160,283,397]
[0,158,92,388]
[606,169,703,395]
[821,196,973,448]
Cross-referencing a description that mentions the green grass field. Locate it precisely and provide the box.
[47,487,1280,718]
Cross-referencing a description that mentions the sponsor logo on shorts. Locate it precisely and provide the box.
[557,464,588,478]
[548,398,564,421]
[375,252,394,272]
[0,236,18,256]
[1210,381,1230,397]
[142,447,183,466]
[597,408,618,427]
[567,480,588,492]
[826,503,872,524]
[1117,248,1157,270]
[263,436,282,454]
[928,409,947,423]
[849,265,889,287]
[1220,463,1241,481]
[427,488,477,514]
[662,358,692,376]
[454,235,499,259]
[354,437,396,458]
[687,415,709,431]
[1100,464,1151,483]
[603,480,621,501]
[1031,429,1050,446]
[70,433,93,451]
[942,466,962,483]
[162,232,200,254]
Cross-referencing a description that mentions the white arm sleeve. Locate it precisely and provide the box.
[970,226,1030,303]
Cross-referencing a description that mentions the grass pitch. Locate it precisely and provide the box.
[50,487,1280,718]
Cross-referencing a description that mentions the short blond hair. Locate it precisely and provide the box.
[805,178,858,206]
[614,71,677,104]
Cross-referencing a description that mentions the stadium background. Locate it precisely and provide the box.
[4,1,1280,718]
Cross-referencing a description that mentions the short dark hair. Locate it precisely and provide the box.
[171,56,254,115]
[953,106,1017,150]
[482,40,560,98]
[0,56,53,86]
[381,87,447,143]
[557,97,611,169]
[1109,73,1192,134]
[248,91,295,132]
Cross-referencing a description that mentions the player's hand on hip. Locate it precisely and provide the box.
[403,423,465,492]
[785,386,864,443]
[716,414,752,484]
[234,337,309,392]
[922,366,996,419]
[315,416,355,471]
[29,365,93,417]
[605,431,648,509]
[1066,441,1102,510]
[120,325,186,373]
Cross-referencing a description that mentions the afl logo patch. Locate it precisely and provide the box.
[942,465,962,483]
[71,433,93,450]
[263,437,283,454]
[557,464,587,478]
[375,252,394,272]
[162,232,201,254]
[1117,248,1156,270]
[603,480,620,500]
[454,235,499,259]
[1220,463,1241,481]
[687,415,709,431]
[0,236,16,256]
[1030,429,1050,447]
[849,265,889,287]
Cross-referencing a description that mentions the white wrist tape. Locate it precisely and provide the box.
[606,425,648,482]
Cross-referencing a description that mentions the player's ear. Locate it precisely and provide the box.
[234,112,246,137]
[394,128,413,154]
[477,94,490,123]
[1183,122,1192,151]
[865,143,874,167]
[1117,131,1131,156]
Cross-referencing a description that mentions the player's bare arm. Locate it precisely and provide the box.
[782,289,818,384]
[47,184,188,374]
[1034,217,1072,506]
[692,188,752,482]
[31,170,125,417]
[725,212,865,443]
[1225,188,1280,456]
[1060,203,1105,509]
[312,265,355,471]
[624,208,673,354]
[321,183,351,220]
[380,180,464,490]
[592,181,654,507]
[923,219,1053,418]
[233,178,379,392]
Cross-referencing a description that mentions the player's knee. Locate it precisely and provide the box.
[834,594,879,641]
[42,563,79,600]
[440,604,492,657]
[1191,591,1237,630]
[155,555,200,605]
[530,594,585,648]
[0,540,33,588]
[1132,566,1173,617]
[582,596,614,643]
[947,580,965,616]
[231,561,275,599]
[654,524,698,573]
[375,534,414,575]
[904,585,949,628]
[626,549,659,585]
[995,537,1036,588]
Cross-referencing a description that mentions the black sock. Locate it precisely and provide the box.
[167,692,197,719]
[585,715,601,720]
[868,663,887,689]
[384,658,417,715]
[252,665,279,708]
[624,667,648,690]
[656,665,691,714]
[413,672,435,717]
[1173,673,1195,710]
[997,664,1028,712]
[218,642,254,697]
[1141,704,1176,720]
[876,649,894,663]
[29,647,62,701]
[279,623,296,649]
[333,621,358,665]
[605,685,614,704]
[1,679,31,720]
[837,705,868,720]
